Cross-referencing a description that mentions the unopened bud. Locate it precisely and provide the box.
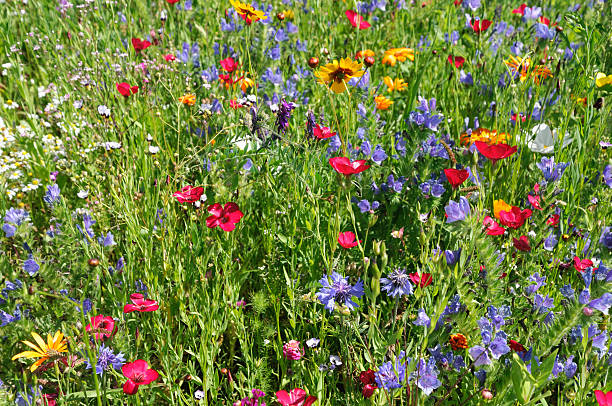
[308,57,319,68]
[582,307,593,316]
[481,389,493,400]
[364,56,375,67]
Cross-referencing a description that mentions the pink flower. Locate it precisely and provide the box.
[470,19,492,33]
[513,236,531,252]
[447,55,465,68]
[283,340,304,361]
[362,384,377,399]
[475,141,517,164]
[596,390,612,406]
[483,216,505,236]
[124,293,159,313]
[85,315,116,341]
[527,194,542,210]
[499,206,532,229]
[164,54,176,61]
[338,231,361,249]
[131,38,151,52]
[573,256,593,272]
[313,124,336,139]
[172,185,204,203]
[276,388,317,406]
[116,82,139,97]
[220,57,239,72]
[329,157,370,176]
[206,202,244,232]
[122,360,159,395]
[345,10,370,29]
[409,272,432,288]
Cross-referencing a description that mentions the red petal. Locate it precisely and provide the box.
[123,380,139,395]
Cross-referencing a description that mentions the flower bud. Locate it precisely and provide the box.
[481,389,493,400]
[582,307,593,316]
[276,12,285,20]
[308,57,319,68]
[362,384,377,399]
[88,258,100,267]
[364,56,375,67]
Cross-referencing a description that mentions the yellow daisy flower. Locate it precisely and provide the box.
[230,0,268,24]
[12,331,68,372]
[315,58,364,94]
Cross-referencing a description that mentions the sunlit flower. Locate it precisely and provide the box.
[356,49,375,59]
[460,128,508,145]
[527,123,572,154]
[206,202,244,232]
[504,55,552,84]
[315,58,364,94]
[12,331,68,372]
[178,93,196,106]
[382,48,415,66]
[383,76,408,92]
[374,95,393,110]
[345,10,370,29]
[86,315,116,341]
[596,72,612,89]
[493,199,512,220]
[229,0,268,24]
[122,359,159,395]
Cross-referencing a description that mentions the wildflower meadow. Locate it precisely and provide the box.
[1,0,611,404]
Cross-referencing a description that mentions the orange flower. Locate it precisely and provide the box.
[460,128,509,146]
[493,199,512,220]
[374,95,393,110]
[382,48,415,66]
[356,49,375,59]
[178,93,196,106]
[504,55,552,84]
[449,333,468,350]
[383,76,408,92]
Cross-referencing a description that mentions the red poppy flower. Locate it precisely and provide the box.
[85,315,116,341]
[329,157,370,176]
[447,55,465,68]
[362,384,377,399]
[409,272,432,288]
[338,231,361,249]
[131,38,151,52]
[164,54,176,61]
[546,214,560,227]
[122,360,159,395]
[508,339,526,353]
[359,369,376,385]
[313,124,336,139]
[206,202,244,232]
[470,19,492,33]
[512,4,527,15]
[595,390,612,406]
[513,235,531,252]
[345,10,371,30]
[116,82,139,97]
[124,293,159,313]
[483,216,506,236]
[474,141,517,164]
[444,168,469,189]
[220,57,239,73]
[172,185,204,203]
[166,0,180,3]
[573,256,593,272]
[275,388,317,406]
[499,206,532,229]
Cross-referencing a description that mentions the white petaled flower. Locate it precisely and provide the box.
[148,146,160,154]
[77,190,89,199]
[97,105,111,117]
[527,123,572,154]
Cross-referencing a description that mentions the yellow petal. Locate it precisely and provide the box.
[21,340,44,354]
[330,80,346,94]
[31,332,48,352]
[30,357,48,372]
[12,351,44,360]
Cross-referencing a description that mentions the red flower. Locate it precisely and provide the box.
[122,360,159,395]
[276,388,317,406]
[596,390,612,406]
[220,57,239,73]
[512,4,527,15]
[483,216,506,236]
[329,157,370,176]
[124,293,159,313]
[85,315,116,341]
[206,202,244,232]
[116,82,139,97]
[345,10,371,30]
[338,231,361,249]
[313,124,336,139]
[470,19,492,33]
[172,185,204,203]
[453,0,462,6]
[164,54,176,61]
[508,339,526,353]
[539,16,550,26]
[447,55,465,68]
[166,0,180,3]
[527,194,542,210]
[513,235,531,252]
[444,168,469,189]
[362,384,377,399]
[359,369,376,385]
[474,141,517,164]
[499,206,532,229]
[546,214,560,227]
[573,256,593,272]
[409,272,432,288]
[41,394,58,406]
[131,38,151,52]
[229,99,245,109]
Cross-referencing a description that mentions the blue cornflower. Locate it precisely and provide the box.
[410,358,442,396]
[0,306,21,327]
[371,145,388,164]
[536,157,569,183]
[469,346,491,367]
[444,197,470,223]
[356,199,380,213]
[489,332,510,359]
[382,174,406,193]
[380,268,413,297]
[420,177,446,198]
[43,184,61,208]
[375,351,408,391]
[316,272,364,313]
[86,344,125,375]
[535,23,556,40]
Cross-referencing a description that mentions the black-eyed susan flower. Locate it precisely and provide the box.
[383,76,408,92]
[315,58,364,94]
[12,331,68,372]
[229,0,267,25]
